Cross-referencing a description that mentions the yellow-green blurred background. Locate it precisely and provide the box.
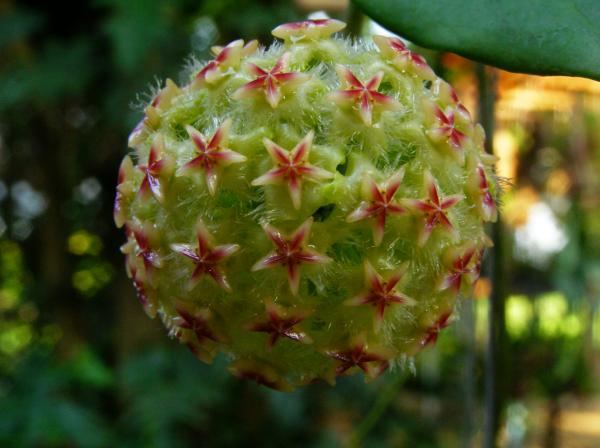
[1,1,599,446]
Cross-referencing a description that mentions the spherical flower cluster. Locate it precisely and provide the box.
[115,19,498,390]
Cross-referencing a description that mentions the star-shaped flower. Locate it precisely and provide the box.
[178,119,246,196]
[328,66,401,126]
[114,155,134,228]
[128,80,181,147]
[144,104,161,130]
[247,299,311,347]
[347,168,407,246]
[469,163,497,222]
[439,246,481,293]
[128,105,162,147]
[326,338,391,379]
[251,131,334,209]
[272,19,346,42]
[128,117,148,148]
[432,79,471,122]
[449,87,471,121]
[210,39,258,60]
[131,222,163,282]
[426,105,468,162]
[120,224,137,256]
[229,360,292,391]
[194,39,258,87]
[373,35,435,80]
[421,311,453,347]
[404,171,462,246]
[170,218,240,291]
[128,266,157,318]
[471,248,485,281]
[174,303,221,363]
[345,261,415,327]
[174,304,219,344]
[232,53,309,108]
[150,78,181,110]
[252,218,331,295]
[137,134,173,203]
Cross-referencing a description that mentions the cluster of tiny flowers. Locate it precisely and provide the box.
[115,19,498,390]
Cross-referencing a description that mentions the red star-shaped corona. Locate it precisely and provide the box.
[439,246,481,293]
[210,39,258,60]
[471,163,497,222]
[150,78,181,110]
[114,155,134,228]
[193,39,258,87]
[272,19,346,41]
[329,66,401,126]
[128,100,162,146]
[174,304,219,344]
[178,119,246,196]
[345,261,415,326]
[247,300,311,347]
[251,131,334,209]
[128,117,147,148]
[252,218,331,295]
[131,223,162,278]
[373,35,435,80]
[326,339,390,379]
[127,266,157,318]
[471,248,485,281]
[432,79,471,122]
[137,134,173,203]
[128,80,182,148]
[449,87,471,121]
[347,169,407,246]
[229,360,292,391]
[405,171,462,246]
[170,219,240,291]
[120,227,137,274]
[421,311,453,347]
[232,53,309,108]
[426,105,468,162]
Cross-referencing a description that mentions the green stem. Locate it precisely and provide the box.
[344,2,365,37]
[477,64,507,448]
[348,371,409,447]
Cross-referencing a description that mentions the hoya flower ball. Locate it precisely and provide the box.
[114,19,498,390]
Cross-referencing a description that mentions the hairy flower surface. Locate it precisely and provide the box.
[115,19,498,390]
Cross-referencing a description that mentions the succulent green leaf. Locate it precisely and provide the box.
[353,0,600,80]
